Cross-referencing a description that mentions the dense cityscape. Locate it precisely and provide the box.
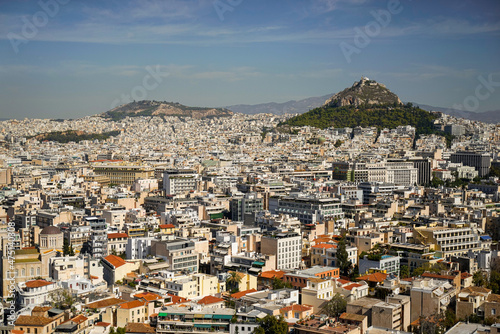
[1,1,500,334]
[0,80,499,334]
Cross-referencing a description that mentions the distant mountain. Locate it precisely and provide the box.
[226,95,331,115]
[280,78,440,135]
[100,100,233,120]
[411,103,500,124]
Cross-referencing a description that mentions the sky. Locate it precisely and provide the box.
[0,0,499,119]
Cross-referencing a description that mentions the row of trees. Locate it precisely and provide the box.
[28,130,121,143]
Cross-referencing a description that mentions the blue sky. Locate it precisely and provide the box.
[0,0,499,118]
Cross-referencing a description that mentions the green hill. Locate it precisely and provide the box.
[281,103,439,134]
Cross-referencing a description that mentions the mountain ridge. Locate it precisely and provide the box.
[100,100,233,121]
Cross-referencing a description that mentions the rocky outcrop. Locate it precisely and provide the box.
[323,77,402,108]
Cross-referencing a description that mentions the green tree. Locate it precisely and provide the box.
[116,327,125,334]
[109,328,115,334]
[336,237,351,277]
[272,278,292,290]
[321,293,347,318]
[334,139,343,148]
[473,271,488,287]
[254,315,288,334]
[63,239,71,256]
[488,259,500,294]
[349,264,360,281]
[400,265,410,279]
[226,272,242,293]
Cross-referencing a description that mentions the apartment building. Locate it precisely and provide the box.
[230,192,263,221]
[93,164,154,185]
[86,217,108,259]
[151,239,199,273]
[359,255,401,276]
[271,195,343,224]
[451,151,491,177]
[372,295,411,332]
[261,232,302,270]
[410,278,456,322]
[310,243,358,268]
[414,222,482,258]
[163,169,200,195]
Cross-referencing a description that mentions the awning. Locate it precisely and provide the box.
[213,315,223,319]
[158,312,167,317]
[221,315,233,320]
[204,314,213,319]
[194,324,212,328]
[252,261,265,266]
[185,314,194,319]
[194,314,204,318]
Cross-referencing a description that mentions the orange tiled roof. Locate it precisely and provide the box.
[95,322,111,327]
[25,280,54,288]
[259,270,285,279]
[167,294,190,305]
[280,304,313,313]
[343,283,363,291]
[461,272,472,279]
[108,233,128,239]
[422,273,456,280]
[119,300,146,309]
[12,330,24,334]
[231,289,257,299]
[135,292,162,301]
[70,315,88,325]
[125,323,155,333]
[159,224,175,229]
[337,279,352,285]
[311,244,336,249]
[103,254,127,268]
[197,295,224,305]
[15,316,53,326]
[357,272,388,283]
[85,298,125,309]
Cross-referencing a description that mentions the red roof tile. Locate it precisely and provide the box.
[159,224,175,229]
[108,233,129,239]
[119,300,146,309]
[25,280,54,288]
[135,292,162,301]
[357,272,388,283]
[343,283,363,291]
[197,295,224,305]
[259,270,285,279]
[231,289,257,299]
[103,254,127,268]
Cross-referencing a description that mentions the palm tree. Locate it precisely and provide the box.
[226,271,242,293]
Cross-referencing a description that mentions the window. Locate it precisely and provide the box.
[492,309,496,315]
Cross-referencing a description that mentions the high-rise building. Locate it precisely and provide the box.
[410,158,432,185]
[450,151,491,177]
[86,216,108,259]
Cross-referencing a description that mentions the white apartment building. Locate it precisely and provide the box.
[163,169,200,195]
[261,232,302,270]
